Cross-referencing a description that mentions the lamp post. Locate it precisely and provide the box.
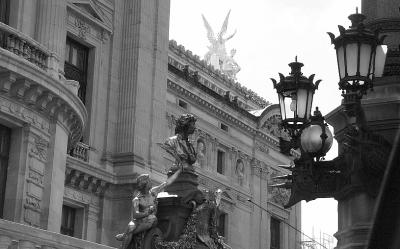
[269,9,393,249]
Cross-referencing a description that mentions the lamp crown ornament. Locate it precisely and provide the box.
[348,7,366,28]
[289,56,304,76]
[327,8,387,96]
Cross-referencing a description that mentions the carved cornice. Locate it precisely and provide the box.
[65,168,110,196]
[167,79,279,149]
[0,51,87,147]
[366,18,400,33]
[169,40,270,108]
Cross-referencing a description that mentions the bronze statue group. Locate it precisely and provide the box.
[115,114,225,249]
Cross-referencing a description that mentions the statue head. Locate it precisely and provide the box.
[136,174,151,191]
[175,114,197,136]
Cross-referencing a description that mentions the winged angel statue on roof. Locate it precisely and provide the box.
[202,10,241,80]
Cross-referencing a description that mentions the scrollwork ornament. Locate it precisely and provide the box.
[75,18,90,39]
[30,136,48,161]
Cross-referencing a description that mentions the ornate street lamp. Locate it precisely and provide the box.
[327,8,387,96]
[271,57,321,137]
[270,11,391,209]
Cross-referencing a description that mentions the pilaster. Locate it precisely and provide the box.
[115,0,170,171]
[35,0,67,77]
[40,121,69,232]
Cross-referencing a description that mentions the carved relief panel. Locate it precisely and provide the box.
[262,114,290,140]
[267,167,290,207]
[24,133,49,227]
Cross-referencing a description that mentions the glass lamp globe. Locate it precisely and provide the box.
[300,124,333,157]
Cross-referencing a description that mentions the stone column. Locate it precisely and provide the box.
[86,205,100,242]
[334,193,375,249]
[40,122,69,232]
[35,0,67,78]
[325,1,400,248]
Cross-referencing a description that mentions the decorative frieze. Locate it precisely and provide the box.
[64,186,99,206]
[0,97,50,134]
[255,141,270,154]
[167,79,279,148]
[74,17,91,40]
[30,136,48,162]
[261,114,290,140]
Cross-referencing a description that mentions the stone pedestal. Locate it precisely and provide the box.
[156,197,192,241]
[157,170,203,242]
[164,170,199,197]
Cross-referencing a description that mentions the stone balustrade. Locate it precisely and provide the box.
[0,219,116,249]
[0,22,50,71]
[70,142,89,162]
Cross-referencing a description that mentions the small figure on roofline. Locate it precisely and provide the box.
[115,169,181,249]
[159,114,197,172]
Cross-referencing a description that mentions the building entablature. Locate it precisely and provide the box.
[169,40,270,109]
[0,23,87,146]
[65,167,110,197]
[167,79,280,150]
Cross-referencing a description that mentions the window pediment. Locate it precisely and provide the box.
[68,0,112,35]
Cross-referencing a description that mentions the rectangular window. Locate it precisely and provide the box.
[0,124,10,218]
[178,99,188,109]
[0,0,10,25]
[61,205,76,237]
[64,37,89,104]
[270,217,281,249]
[220,123,229,132]
[217,150,225,174]
[217,213,226,237]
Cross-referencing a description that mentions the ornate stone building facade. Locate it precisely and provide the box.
[0,1,300,249]
[166,40,301,249]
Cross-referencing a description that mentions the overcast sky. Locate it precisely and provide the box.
[169,0,361,246]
